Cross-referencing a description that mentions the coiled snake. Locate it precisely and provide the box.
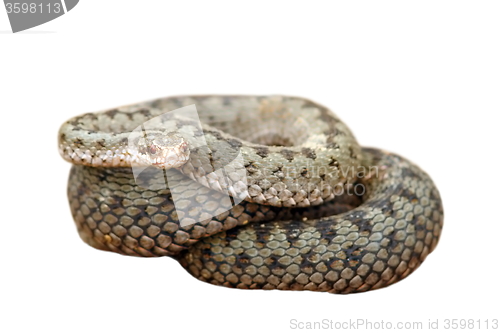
[58,95,443,294]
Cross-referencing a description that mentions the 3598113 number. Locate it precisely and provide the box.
[5,2,61,14]
[444,319,498,330]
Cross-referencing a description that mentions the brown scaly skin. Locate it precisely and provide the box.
[59,95,362,208]
[67,148,443,293]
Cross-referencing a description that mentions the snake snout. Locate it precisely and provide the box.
[135,132,190,169]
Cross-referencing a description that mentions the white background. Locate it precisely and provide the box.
[1,1,499,333]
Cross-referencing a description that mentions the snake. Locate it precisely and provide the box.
[58,95,443,294]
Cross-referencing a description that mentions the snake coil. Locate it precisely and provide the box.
[59,95,443,294]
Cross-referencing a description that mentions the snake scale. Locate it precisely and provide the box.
[58,95,443,294]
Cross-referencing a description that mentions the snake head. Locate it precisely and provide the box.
[133,132,190,169]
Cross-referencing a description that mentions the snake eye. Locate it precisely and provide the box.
[149,145,157,155]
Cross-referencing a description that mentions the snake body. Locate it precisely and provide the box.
[59,95,443,293]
